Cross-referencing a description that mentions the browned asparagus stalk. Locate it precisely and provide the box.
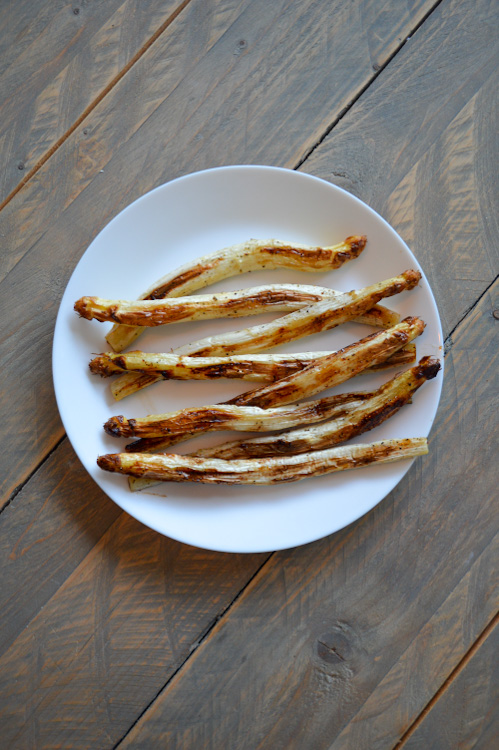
[97,438,429,485]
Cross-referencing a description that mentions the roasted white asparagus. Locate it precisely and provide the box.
[104,394,371,440]
[197,357,440,459]
[172,270,420,357]
[106,235,367,351]
[75,284,400,327]
[91,345,415,380]
[97,438,428,485]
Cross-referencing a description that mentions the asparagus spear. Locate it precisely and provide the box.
[97,438,428,485]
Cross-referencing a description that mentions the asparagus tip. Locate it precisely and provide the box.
[104,415,127,437]
[74,296,95,319]
[345,235,367,256]
[415,355,441,380]
[97,454,121,472]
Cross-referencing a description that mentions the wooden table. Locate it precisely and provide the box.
[1,1,497,747]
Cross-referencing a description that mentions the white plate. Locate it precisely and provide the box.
[53,166,443,553]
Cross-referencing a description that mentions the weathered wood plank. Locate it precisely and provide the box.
[0,0,439,503]
[329,547,498,749]
[303,0,499,336]
[0,439,121,660]
[111,280,498,747]
[0,0,188,205]
[401,619,498,750]
[0,506,268,748]
[0,0,438,284]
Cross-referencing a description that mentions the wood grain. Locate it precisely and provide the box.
[0,275,495,746]
[0,439,121,660]
[401,619,498,750]
[0,0,188,205]
[1,0,497,745]
[0,0,439,504]
[303,0,499,337]
[0,506,268,748]
[0,0,439,284]
[329,545,499,749]
[113,280,499,747]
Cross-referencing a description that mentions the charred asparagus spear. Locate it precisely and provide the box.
[75,284,400,327]
[110,356,438,446]
[173,270,420,357]
[90,345,415,381]
[228,316,425,409]
[127,355,437,491]
[97,438,428,485]
[121,318,425,457]
[196,357,440,459]
[104,393,371,440]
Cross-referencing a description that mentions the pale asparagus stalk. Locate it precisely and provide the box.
[75,284,399,327]
[197,357,440,459]
[125,321,425,494]
[173,270,421,357]
[97,438,428,485]
[124,392,369,461]
[112,315,421,403]
[104,395,371,440]
[106,235,367,351]
[91,345,415,380]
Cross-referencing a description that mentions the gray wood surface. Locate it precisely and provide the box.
[0,0,185,205]
[402,619,498,750]
[0,492,268,748]
[304,0,499,335]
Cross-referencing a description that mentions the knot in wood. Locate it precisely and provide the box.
[316,628,352,665]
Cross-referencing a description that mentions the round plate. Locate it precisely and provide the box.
[53,166,443,553]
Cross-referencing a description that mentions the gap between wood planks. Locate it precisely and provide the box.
[443,274,499,356]
[0,0,194,216]
[294,0,446,171]
[109,552,274,750]
[393,610,499,749]
[0,0,445,218]
[2,433,66,515]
